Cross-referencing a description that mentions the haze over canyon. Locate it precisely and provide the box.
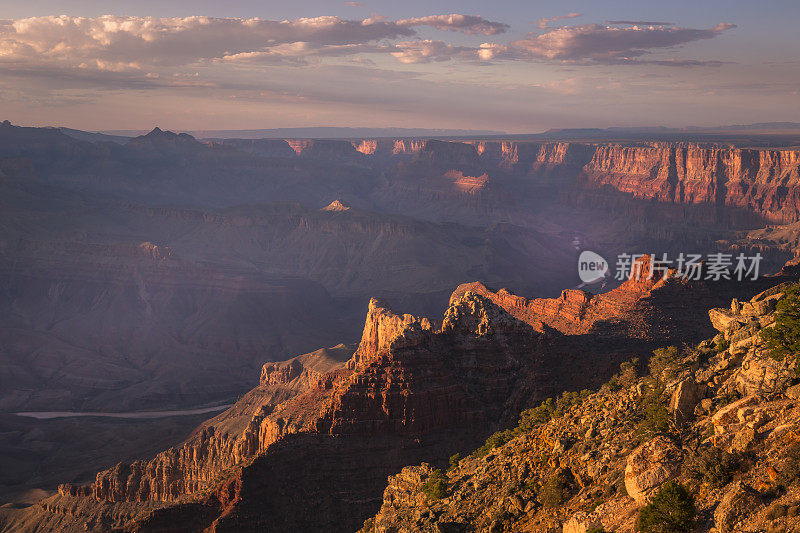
[3,2,800,531]
[0,117,799,531]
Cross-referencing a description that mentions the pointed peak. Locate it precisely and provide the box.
[322,199,351,212]
[368,297,391,313]
[131,127,199,146]
[143,127,179,139]
[143,126,169,137]
[348,297,432,369]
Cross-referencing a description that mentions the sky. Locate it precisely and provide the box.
[0,0,798,133]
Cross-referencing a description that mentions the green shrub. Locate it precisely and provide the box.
[637,481,695,532]
[608,358,639,391]
[448,453,462,470]
[518,398,556,430]
[421,469,448,500]
[716,338,730,353]
[633,347,682,437]
[761,284,800,365]
[636,388,672,438]
[538,473,569,509]
[686,447,742,488]
[554,389,593,415]
[619,359,639,385]
[519,390,594,429]
[472,429,517,458]
[474,389,595,460]
[650,346,680,382]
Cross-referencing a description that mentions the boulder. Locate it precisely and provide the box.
[712,396,759,434]
[786,383,800,399]
[709,308,745,334]
[624,436,682,505]
[669,378,703,425]
[731,427,757,453]
[747,294,781,316]
[750,284,789,303]
[714,482,763,533]
[563,511,602,533]
[733,352,792,396]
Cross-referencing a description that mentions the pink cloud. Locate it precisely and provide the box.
[534,12,583,29]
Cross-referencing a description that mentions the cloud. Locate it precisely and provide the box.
[389,40,470,64]
[397,14,509,35]
[0,13,739,99]
[606,20,673,26]
[344,1,363,6]
[632,58,727,67]
[218,42,382,65]
[501,22,737,64]
[534,13,583,29]
[0,13,508,72]
[0,15,420,67]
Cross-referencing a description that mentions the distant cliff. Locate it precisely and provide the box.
[581,143,800,222]
[341,138,800,222]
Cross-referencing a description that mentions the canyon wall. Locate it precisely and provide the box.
[291,137,800,223]
[75,292,541,506]
[581,143,800,222]
[34,258,799,532]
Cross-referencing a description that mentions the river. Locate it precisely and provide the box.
[13,404,232,420]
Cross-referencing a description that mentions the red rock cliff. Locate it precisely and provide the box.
[581,143,800,222]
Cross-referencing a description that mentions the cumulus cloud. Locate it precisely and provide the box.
[534,13,583,29]
[0,12,738,94]
[502,22,737,64]
[397,14,509,35]
[0,15,420,67]
[0,13,507,72]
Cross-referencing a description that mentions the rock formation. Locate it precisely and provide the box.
[9,258,798,531]
[580,142,800,223]
[360,279,800,533]
[5,123,800,531]
[8,290,542,530]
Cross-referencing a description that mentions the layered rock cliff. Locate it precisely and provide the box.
[452,255,724,340]
[362,281,800,533]
[6,122,800,227]
[580,143,800,223]
[65,343,356,503]
[19,290,543,530]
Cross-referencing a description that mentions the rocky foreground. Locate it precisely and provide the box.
[361,283,800,533]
